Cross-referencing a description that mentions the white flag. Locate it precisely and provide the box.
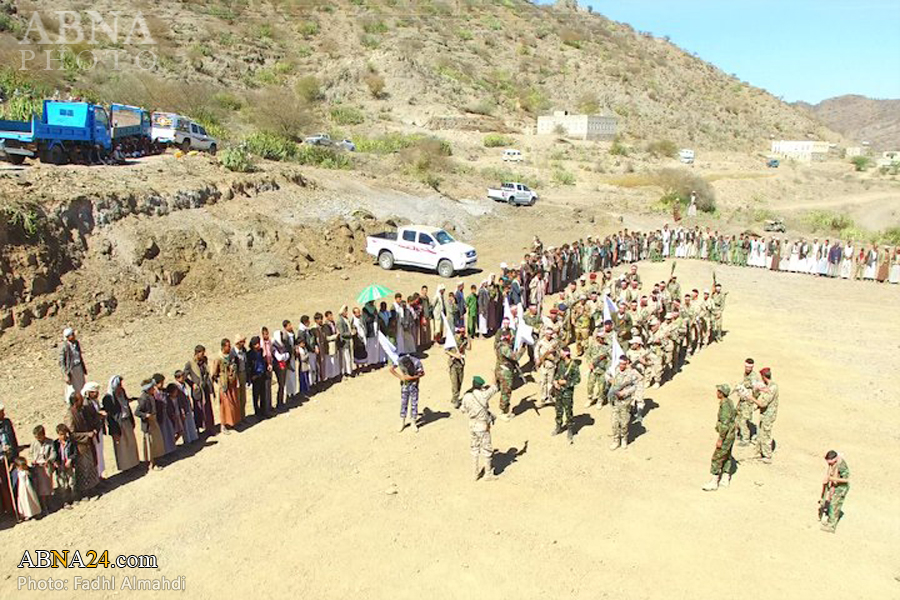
[442,313,457,350]
[503,297,514,323]
[378,331,399,366]
[607,332,623,378]
[514,312,534,351]
[603,294,618,323]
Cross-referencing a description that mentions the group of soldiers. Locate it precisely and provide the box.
[451,260,730,456]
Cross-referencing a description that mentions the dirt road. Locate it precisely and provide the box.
[1,207,898,599]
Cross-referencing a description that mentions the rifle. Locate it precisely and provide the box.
[2,454,20,523]
[712,270,718,288]
[670,260,677,278]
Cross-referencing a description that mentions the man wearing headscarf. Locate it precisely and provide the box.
[59,328,88,404]
[0,404,18,515]
[81,381,106,479]
[64,390,102,495]
[185,345,215,435]
[134,379,164,470]
[101,376,140,472]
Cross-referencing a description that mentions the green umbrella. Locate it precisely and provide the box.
[357,284,394,305]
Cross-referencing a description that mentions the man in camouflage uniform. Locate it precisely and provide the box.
[445,326,469,409]
[666,275,682,304]
[495,329,526,420]
[751,367,778,463]
[460,375,498,481]
[607,355,640,450]
[699,289,713,346]
[584,327,610,408]
[711,282,727,341]
[542,307,562,339]
[552,346,581,443]
[646,318,665,388]
[573,296,592,356]
[661,313,677,380]
[734,358,761,445]
[703,383,736,491]
[535,329,560,408]
[671,305,688,371]
[684,291,700,355]
[614,300,632,345]
[626,336,650,424]
[819,450,850,533]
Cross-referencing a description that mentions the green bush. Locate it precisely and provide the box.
[610,137,630,156]
[807,210,855,233]
[646,139,678,159]
[330,106,366,125]
[219,145,256,172]
[245,132,297,161]
[880,226,900,245]
[483,133,513,148]
[296,76,323,103]
[850,156,873,172]
[295,145,352,169]
[654,168,716,213]
[298,21,319,37]
[552,169,576,185]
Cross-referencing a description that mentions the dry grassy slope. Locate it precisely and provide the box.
[4,0,837,150]
[796,95,900,151]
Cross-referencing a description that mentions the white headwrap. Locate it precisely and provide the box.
[81,381,101,396]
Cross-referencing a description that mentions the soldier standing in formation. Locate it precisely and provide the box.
[584,328,610,409]
[494,329,525,420]
[445,326,469,409]
[535,329,559,408]
[607,355,640,451]
[703,384,736,491]
[552,346,580,443]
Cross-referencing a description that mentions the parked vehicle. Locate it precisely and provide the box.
[0,100,112,165]
[335,139,356,152]
[304,133,332,146]
[764,218,786,233]
[766,158,780,168]
[366,225,478,278]
[487,182,538,206]
[679,148,695,164]
[151,112,217,154]
[111,103,157,156]
[502,149,523,162]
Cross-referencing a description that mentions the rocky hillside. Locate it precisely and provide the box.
[1,0,836,150]
[795,95,900,151]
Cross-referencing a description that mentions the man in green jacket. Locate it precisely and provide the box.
[703,384,736,491]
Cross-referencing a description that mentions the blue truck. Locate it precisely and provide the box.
[0,100,123,165]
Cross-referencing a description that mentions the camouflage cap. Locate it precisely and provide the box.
[716,384,731,397]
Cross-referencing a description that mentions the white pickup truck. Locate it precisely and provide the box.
[366,225,478,278]
[487,182,538,206]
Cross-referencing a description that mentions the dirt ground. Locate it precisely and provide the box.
[1,203,898,599]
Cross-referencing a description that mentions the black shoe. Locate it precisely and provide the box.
[567,428,574,443]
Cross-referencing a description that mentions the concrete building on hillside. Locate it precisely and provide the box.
[770,140,830,162]
[845,146,865,158]
[536,110,618,141]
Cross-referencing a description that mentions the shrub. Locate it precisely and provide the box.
[295,76,323,103]
[646,139,678,159]
[330,106,366,125]
[610,137,629,156]
[219,145,256,172]
[364,73,386,99]
[850,156,873,172]
[245,132,297,161]
[880,226,900,245]
[483,133,513,148]
[807,210,855,234]
[362,19,388,35]
[295,145,352,169]
[360,34,379,49]
[250,87,312,140]
[399,137,453,186]
[553,169,576,185]
[654,168,716,213]
[577,92,599,115]
[298,21,319,37]
[213,92,243,111]
[465,98,496,116]
[457,29,473,41]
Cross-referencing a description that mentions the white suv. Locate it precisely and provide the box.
[151,112,218,154]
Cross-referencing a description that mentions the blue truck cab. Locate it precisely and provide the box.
[0,100,112,164]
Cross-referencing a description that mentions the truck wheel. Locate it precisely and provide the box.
[48,144,68,166]
[209,144,217,156]
[6,154,25,165]
[437,259,454,278]
[507,196,517,206]
[378,251,395,270]
[180,139,191,152]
